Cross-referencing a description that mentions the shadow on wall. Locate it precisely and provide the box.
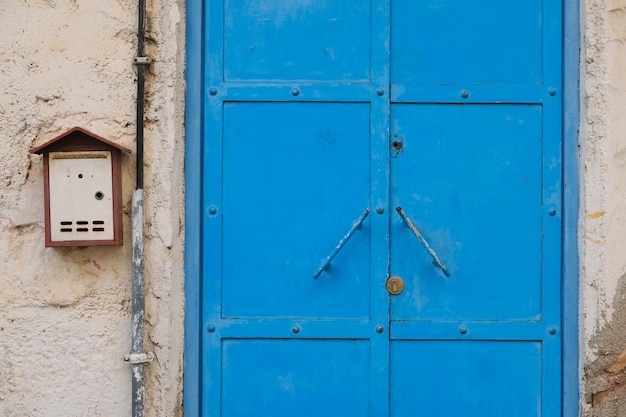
[586,273,626,415]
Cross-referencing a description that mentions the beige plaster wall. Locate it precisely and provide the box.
[0,1,185,416]
[582,0,626,414]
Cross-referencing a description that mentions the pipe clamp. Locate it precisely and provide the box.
[124,351,154,364]
[133,57,153,65]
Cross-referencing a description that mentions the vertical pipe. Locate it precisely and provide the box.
[131,0,147,416]
[131,190,146,417]
[136,0,145,189]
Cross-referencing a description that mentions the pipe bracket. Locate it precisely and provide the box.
[124,351,154,364]
[133,57,153,65]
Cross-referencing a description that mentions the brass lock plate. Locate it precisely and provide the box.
[386,276,405,295]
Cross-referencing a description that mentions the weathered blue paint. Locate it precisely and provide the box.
[391,341,542,416]
[185,0,578,416]
[222,339,370,416]
[390,103,547,321]
[220,102,372,320]
[182,0,202,414]
[313,208,370,280]
[563,0,581,415]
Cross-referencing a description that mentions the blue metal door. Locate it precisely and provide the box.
[200,1,562,416]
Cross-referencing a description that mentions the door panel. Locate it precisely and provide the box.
[390,104,543,321]
[390,341,542,417]
[223,0,371,82]
[391,0,543,84]
[222,339,370,417]
[222,102,372,319]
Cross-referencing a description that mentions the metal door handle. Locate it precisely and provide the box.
[313,208,370,279]
[395,206,451,277]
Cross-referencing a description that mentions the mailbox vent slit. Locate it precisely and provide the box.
[57,220,106,235]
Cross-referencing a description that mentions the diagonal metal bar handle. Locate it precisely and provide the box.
[396,206,451,277]
[313,208,370,279]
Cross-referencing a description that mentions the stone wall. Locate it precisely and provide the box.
[0,1,185,416]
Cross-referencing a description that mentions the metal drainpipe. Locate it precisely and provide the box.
[124,0,153,416]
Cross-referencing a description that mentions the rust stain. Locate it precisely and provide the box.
[587,211,606,219]
[92,260,103,271]
[586,236,604,245]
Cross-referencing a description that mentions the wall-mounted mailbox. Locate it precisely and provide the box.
[31,127,130,247]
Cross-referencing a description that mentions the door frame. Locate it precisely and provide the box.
[182,1,581,415]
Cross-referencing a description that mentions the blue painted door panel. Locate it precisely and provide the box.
[390,104,544,321]
[200,0,563,415]
[390,341,542,417]
[391,0,543,84]
[224,0,371,82]
[222,339,370,417]
[222,102,372,319]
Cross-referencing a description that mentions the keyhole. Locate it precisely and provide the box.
[392,141,403,151]
[392,279,399,292]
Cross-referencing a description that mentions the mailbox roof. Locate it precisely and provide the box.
[31,126,132,154]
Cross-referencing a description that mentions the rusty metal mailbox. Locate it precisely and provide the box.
[31,127,130,247]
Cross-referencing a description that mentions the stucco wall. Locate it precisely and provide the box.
[1,0,626,416]
[0,1,185,416]
[582,0,626,414]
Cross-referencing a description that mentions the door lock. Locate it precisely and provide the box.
[386,276,405,295]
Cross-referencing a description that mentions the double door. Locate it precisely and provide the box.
[201,1,562,415]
